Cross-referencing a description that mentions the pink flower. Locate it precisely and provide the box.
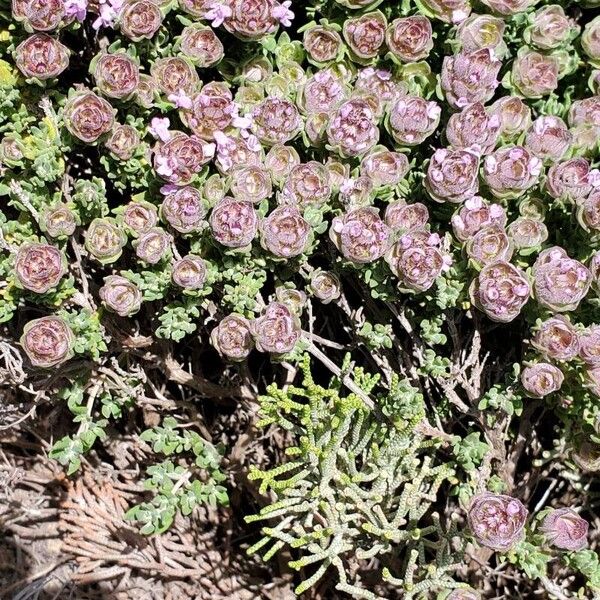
[92,0,122,29]
[468,493,528,551]
[521,362,564,398]
[64,0,87,21]
[533,247,592,313]
[532,316,580,361]
[541,509,588,551]
[149,117,171,142]
[205,2,232,27]
[168,89,193,109]
[272,0,293,27]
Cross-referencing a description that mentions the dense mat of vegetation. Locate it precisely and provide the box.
[1,0,600,597]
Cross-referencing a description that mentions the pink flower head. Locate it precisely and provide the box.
[425,148,480,204]
[168,89,193,109]
[525,116,572,163]
[272,0,293,27]
[64,0,87,21]
[471,261,530,323]
[451,197,507,242]
[252,302,301,355]
[532,316,579,361]
[521,362,564,398]
[541,509,588,551]
[92,0,122,29]
[330,207,391,264]
[149,117,171,142]
[546,158,600,203]
[483,146,541,199]
[205,1,232,27]
[533,247,592,313]
[468,493,528,551]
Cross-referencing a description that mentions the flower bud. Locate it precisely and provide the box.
[456,14,505,54]
[153,132,214,185]
[468,493,528,551]
[105,124,140,161]
[511,50,559,99]
[507,218,548,250]
[118,0,163,42]
[385,201,429,234]
[299,69,349,115]
[17,0,65,31]
[327,98,379,158]
[425,148,480,204]
[451,197,507,242]
[387,231,448,292]
[568,97,600,129]
[223,0,277,41]
[180,24,224,67]
[85,217,127,264]
[160,186,206,234]
[525,5,578,50]
[280,162,331,207]
[264,144,300,185]
[388,96,441,146]
[386,16,433,63]
[135,74,159,108]
[582,16,600,62]
[275,287,307,316]
[309,269,341,304]
[445,102,500,154]
[361,148,409,188]
[577,189,600,232]
[525,116,572,163]
[211,314,254,361]
[0,136,25,166]
[546,158,600,203]
[93,52,139,100]
[470,261,530,323]
[480,0,535,15]
[260,206,310,258]
[185,90,233,140]
[339,176,374,208]
[252,302,301,355]
[121,201,158,235]
[467,225,512,267]
[572,441,600,472]
[483,146,542,199]
[490,97,531,141]
[210,197,258,249]
[420,0,471,23]
[63,90,115,144]
[354,68,405,111]
[330,207,390,264]
[20,316,74,368]
[521,362,564,397]
[532,316,579,361]
[252,97,301,146]
[215,135,263,174]
[342,11,387,61]
[172,255,207,290]
[40,204,78,239]
[15,33,69,80]
[303,24,343,65]
[441,49,501,109]
[99,275,142,316]
[541,509,588,551]
[151,56,200,98]
[230,165,272,203]
[578,326,600,366]
[533,247,591,312]
[134,227,171,264]
[15,243,65,293]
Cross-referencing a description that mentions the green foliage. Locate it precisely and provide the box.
[126,418,228,534]
[247,355,459,598]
